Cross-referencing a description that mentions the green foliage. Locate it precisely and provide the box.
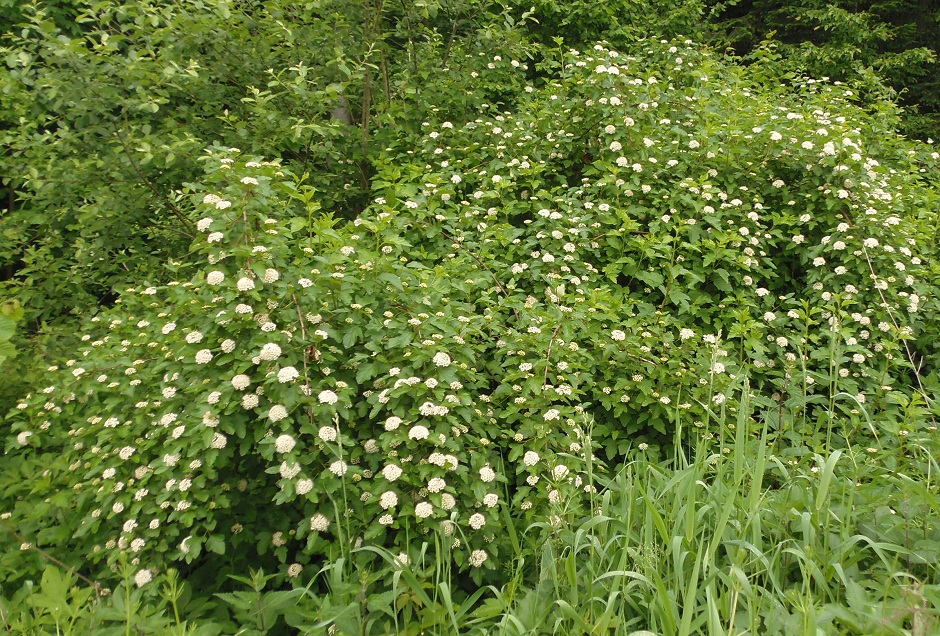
[0,0,537,334]
[3,37,940,627]
[0,564,227,635]
[1,1,940,632]
[0,299,21,367]
[706,0,940,141]
[0,0,359,326]
[508,0,705,50]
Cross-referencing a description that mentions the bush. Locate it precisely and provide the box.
[4,38,939,594]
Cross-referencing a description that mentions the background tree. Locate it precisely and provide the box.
[706,0,940,141]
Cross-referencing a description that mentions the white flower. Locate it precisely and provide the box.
[240,176,259,185]
[441,493,456,510]
[231,374,251,390]
[385,416,403,431]
[194,349,213,364]
[134,569,153,587]
[237,277,255,291]
[469,513,486,530]
[382,464,403,482]
[543,409,560,421]
[552,465,569,480]
[278,462,300,480]
[309,514,330,532]
[277,366,299,383]
[274,433,295,453]
[262,268,280,283]
[469,550,488,567]
[318,390,338,405]
[220,339,236,353]
[409,425,430,441]
[16,431,32,446]
[258,343,282,361]
[380,491,398,509]
[318,426,337,442]
[329,460,348,476]
[479,465,496,483]
[296,478,313,495]
[207,232,224,243]
[185,331,204,344]
[210,432,227,449]
[611,329,626,341]
[415,502,434,519]
[427,477,446,493]
[523,451,539,466]
[197,217,213,231]
[432,352,452,367]
[483,493,498,508]
[287,563,303,578]
[206,271,225,285]
[242,394,259,409]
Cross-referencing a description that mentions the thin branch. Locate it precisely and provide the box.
[0,519,102,597]
[543,322,564,386]
[292,292,315,430]
[111,124,196,237]
[439,228,519,320]
[861,246,934,420]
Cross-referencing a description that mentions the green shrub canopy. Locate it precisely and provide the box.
[6,38,939,584]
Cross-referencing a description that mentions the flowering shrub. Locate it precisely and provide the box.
[4,38,939,586]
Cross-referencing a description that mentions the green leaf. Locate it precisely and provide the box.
[0,314,15,340]
[290,217,308,233]
[206,535,226,555]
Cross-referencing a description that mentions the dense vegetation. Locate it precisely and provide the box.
[1,1,938,634]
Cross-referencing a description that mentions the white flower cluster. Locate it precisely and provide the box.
[274,434,295,453]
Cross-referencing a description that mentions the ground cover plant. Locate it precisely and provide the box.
[2,6,940,635]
